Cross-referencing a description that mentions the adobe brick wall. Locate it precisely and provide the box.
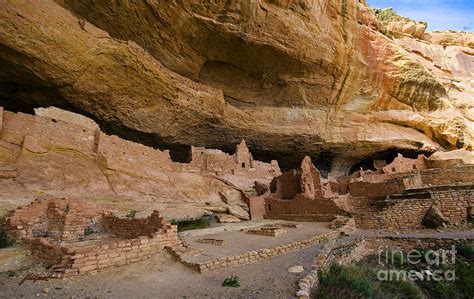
[355,185,474,229]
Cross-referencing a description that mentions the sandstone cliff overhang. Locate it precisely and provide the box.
[0,0,472,175]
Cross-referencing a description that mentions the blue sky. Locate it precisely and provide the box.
[367,0,474,31]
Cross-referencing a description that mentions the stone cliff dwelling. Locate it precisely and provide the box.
[1,0,473,297]
[4,198,178,277]
[0,106,473,278]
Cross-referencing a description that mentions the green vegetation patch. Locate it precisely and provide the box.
[316,263,422,299]
[315,244,474,299]
[171,216,210,232]
[222,274,240,288]
[0,229,12,248]
[372,8,404,25]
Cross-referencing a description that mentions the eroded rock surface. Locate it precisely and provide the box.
[0,0,472,176]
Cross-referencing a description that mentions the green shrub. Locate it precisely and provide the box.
[457,244,474,258]
[84,227,94,236]
[317,264,374,298]
[455,262,474,298]
[391,251,403,267]
[126,210,137,219]
[171,216,210,232]
[319,235,330,243]
[381,278,423,299]
[316,263,423,299]
[0,229,12,248]
[6,270,18,278]
[222,274,240,288]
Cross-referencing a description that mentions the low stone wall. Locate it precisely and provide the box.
[265,214,336,222]
[246,227,287,237]
[30,227,178,277]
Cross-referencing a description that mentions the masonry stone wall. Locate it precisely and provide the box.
[270,170,301,199]
[34,107,99,130]
[382,154,428,174]
[6,198,102,243]
[30,228,178,277]
[420,166,474,186]
[2,111,96,155]
[97,133,174,174]
[348,179,406,197]
[355,186,474,229]
[264,194,348,221]
[175,218,356,274]
[248,195,266,220]
[190,140,279,176]
[6,198,179,277]
[102,211,168,239]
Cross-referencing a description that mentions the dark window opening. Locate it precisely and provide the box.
[242,163,245,168]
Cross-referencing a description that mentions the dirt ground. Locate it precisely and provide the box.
[185,222,331,261]
[2,227,473,298]
[0,244,324,299]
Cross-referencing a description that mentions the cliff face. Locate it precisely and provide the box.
[0,0,472,175]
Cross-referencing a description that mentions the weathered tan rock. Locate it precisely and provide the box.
[422,206,450,229]
[402,21,416,35]
[227,205,250,220]
[288,265,304,273]
[216,214,241,223]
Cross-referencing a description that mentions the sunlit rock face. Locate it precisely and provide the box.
[0,0,472,176]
